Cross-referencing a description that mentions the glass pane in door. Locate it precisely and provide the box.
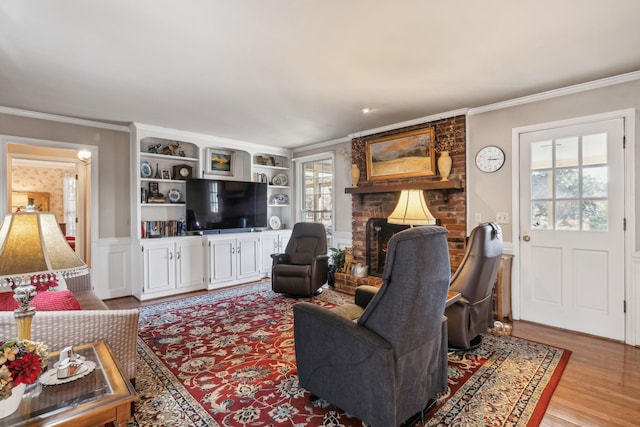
[529,133,609,232]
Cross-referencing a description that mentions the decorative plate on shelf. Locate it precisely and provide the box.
[167,188,182,203]
[269,216,282,230]
[270,193,289,205]
[272,173,288,186]
[140,161,153,178]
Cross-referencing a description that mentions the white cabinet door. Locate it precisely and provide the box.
[209,236,237,286]
[141,237,206,299]
[277,230,292,253]
[260,230,292,274]
[260,232,280,274]
[142,240,174,295]
[237,234,260,279]
[208,233,263,288]
[176,238,205,289]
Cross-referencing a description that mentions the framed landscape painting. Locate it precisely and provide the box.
[205,148,234,176]
[366,128,436,180]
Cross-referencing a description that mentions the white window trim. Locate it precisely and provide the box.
[293,152,336,241]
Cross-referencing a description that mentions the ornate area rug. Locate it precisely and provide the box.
[132,282,570,426]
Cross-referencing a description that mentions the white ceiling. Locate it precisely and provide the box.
[2,1,640,149]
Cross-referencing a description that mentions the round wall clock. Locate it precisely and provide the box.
[475,146,505,173]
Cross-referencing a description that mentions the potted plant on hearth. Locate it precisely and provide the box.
[328,247,345,287]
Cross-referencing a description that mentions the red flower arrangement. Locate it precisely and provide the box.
[0,340,48,400]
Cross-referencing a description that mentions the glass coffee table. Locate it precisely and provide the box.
[0,341,137,426]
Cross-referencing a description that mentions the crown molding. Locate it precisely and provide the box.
[468,70,640,115]
[0,106,131,132]
[348,108,469,140]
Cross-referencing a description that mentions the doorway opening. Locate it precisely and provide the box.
[5,142,92,266]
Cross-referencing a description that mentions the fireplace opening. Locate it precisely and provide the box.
[366,218,410,277]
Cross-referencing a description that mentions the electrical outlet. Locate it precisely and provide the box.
[474,213,482,223]
[496,212,509,223]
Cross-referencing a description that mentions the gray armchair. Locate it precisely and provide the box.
[445,222,503,350]
[271,222,329,297]
[293,226,451,427]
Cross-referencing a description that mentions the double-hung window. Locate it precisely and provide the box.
[295,153,334,246]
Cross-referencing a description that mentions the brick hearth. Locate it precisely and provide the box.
[333,272,383,295]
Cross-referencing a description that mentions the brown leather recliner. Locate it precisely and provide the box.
[271,222,328,297]
[446,222,503,350]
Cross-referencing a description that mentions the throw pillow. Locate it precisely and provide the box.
[0,290,82,311]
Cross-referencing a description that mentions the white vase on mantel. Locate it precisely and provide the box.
[0,383,25,419]
[438,151,452,181]
[351,164,360,187]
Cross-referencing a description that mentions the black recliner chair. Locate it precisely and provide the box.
[271,222,328,297]
[445,222,503,350]
[293,226,451,427]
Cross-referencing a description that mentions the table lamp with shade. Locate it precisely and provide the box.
[0,212,89,340]
[387,189,437,227]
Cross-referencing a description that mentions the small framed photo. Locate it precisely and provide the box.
[148,182,159,194]
[161,169,171,180]
[205,148,234,176]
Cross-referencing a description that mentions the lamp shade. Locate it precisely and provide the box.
[387,189,437,226]
[0,212,88,282]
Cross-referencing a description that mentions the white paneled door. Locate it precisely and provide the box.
[519,118,625,340]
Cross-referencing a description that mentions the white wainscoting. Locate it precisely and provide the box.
[332,231,352,250]
[87,235,639,345]
[92,237,135,300]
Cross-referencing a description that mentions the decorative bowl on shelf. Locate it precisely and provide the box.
[269,216,282,230]
[272,173,288,186]
[270,193,289,205]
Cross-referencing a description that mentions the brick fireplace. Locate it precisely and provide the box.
[335,115,466,295]
[366,218,409,277]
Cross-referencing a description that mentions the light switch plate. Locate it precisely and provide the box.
[496,212,509,223]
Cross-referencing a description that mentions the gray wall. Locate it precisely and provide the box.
[0,113,131,238]
[467,78,640,245]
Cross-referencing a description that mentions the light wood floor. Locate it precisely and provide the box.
[106,287,640,427]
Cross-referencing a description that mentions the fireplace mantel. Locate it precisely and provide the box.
[345,179,463,203]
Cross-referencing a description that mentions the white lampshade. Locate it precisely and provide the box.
[387,189,436,226]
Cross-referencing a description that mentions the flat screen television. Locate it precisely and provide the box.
[186,179,268,232]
